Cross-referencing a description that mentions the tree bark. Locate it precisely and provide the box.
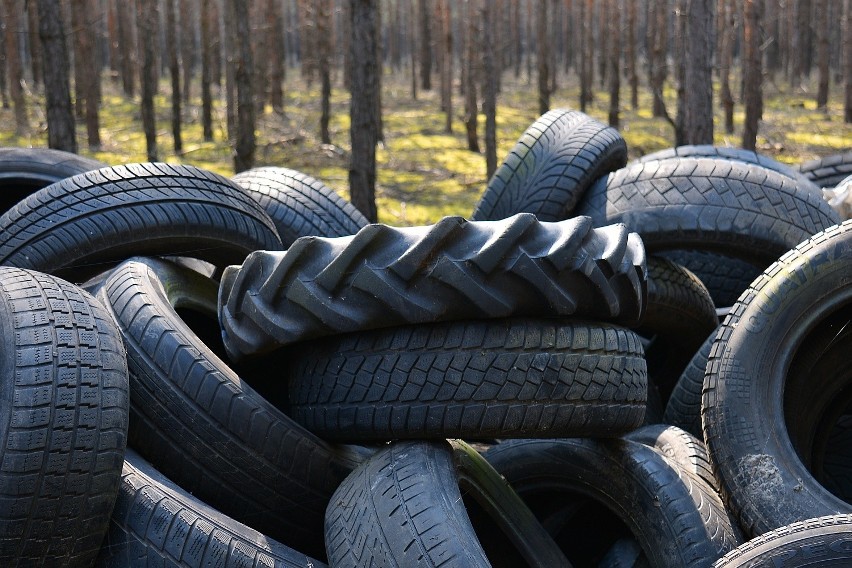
[463,0,479,153]
[0,1,8,109]
[4,0,28,134]
[482,0,497,181]
[268,0,285,113]
[719,0,736,134]
[136,0,158,160]
[117,0,135,97]
[180,0,194,105]
[318,0,332,144]
[676,0,715,145]
[439,0,452,133]
[409,1,417,100]
[537,0,551,115]
[38,0,76,152]
[845,0,852,123]
[230,0,255,173]
[580,0,594,111]
[165,0,182,153]
[649,0,669,118]
[627,0,639,109]
[607,0,621,128]
[200,0,213,140]
[742,0,763,150]
[349,0,379,222]
[418,0,431,90]
[816,0,830,108]
[26,0,41,87]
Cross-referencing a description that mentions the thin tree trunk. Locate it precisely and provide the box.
[720,0,736,134]
[418,0,431,90]
[627,0,638,109]
[224,0,236,139]
[26,0,41,87]
[438,0,452,132]
[677,0,715,145]
[463,0,479,152]
[349,0,379,222]
[318,0,332,144]
[580,0,594,111]
[482,0,497,180]
[117,0,134,96]
[845,0,852,123]
[252,1,267,114]
[201,0,213,140]
[180,0,194,105]
[608,0,621,127]
[537,0,551,114]
[513,0,521,78]
[70,0,86,120]
[230,0,255,173]
[38,0,76,151]
[268,0,285,113]
[742,0,763,150]
[0,1,8,109]
[816,0,830,109]
[136,0,158,160]
[166,0,182,153]
[650,0,669,118]
[409,0,417,100]
[4,0,28,134]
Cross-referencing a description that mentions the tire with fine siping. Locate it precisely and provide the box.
[287,319,647,441]
[798,150,852,189]
[0,267,129,567]
[664,329,718,439]
[219,213,647,360]
[471,109,628,221]
[0,162,282,282]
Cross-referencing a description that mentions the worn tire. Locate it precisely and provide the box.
[576,157,841,266]
[484,437,739,566]
[0,162,282,282]
[96,257,364,559]
[288,319,647,441]
[703,220,852,536]
[325,439,569,568]
[0,267,129,566]
[220,213,647,359]
[798,151,852,188]
[660,250,762,309]
[95,449,325,568]
[663,330,717,439]
[232,166,368,247]
[0,147,106,216]
[471,109,627,221]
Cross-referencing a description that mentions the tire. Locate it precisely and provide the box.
[663,329,717,439]
[714,514,852,567]
[325,439,569,568]
[484,437,738,567]
[471,109,627,221]
[287,319,647,441]
[0,162,282,282]
[95,449,326,568]
[798,150,852,189]
[232,166,368,247]
[640,256,718,404]
[703,220,852,536]
[637,145,816,189]
[575,157,841,266]
[0,267,129,566]
[659,250,763,309]
[96,257,365,559]
[220,213,647,359]
[0,147,106,216]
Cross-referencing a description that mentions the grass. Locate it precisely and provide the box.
[1,68,849,226]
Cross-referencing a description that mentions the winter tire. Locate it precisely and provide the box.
[798,151,852,189]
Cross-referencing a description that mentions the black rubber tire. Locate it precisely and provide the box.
[713,514,852,567]
[637,145,816,189]
[575,157,841,266]
[96,257,364,559]
[703,219,852,537]
[287,319,647,441]
[232,166,368,247]
[471,109,627,221]
[0,267,129,566]
[0,162,282,282]
[663,329,717,439]
[95,449,326,568]
[220,213,647,359]
[324,439,570,568]
[798,151,852,189]
[484,437,739,567]
[659,250,763,309]
[0,147,106,216]
[640,256,718,405]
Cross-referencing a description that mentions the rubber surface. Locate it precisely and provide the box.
[0,162,282,282]
[287,319,647,441]
[799,151,852,189]
[472,109,627,221]
[220,213,647,359]
[660,250,762,309]
[232,166,368,247]
[664,329,717,439]
[0,267,129,566]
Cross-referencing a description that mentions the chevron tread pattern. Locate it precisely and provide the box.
[798,150,852,188]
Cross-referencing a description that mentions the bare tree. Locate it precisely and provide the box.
[180,0,194,105]
[418,0,432,90]
[4,0,29,134]
[463,0,479,153]
[649,0,669,118]
[719,0,736,133]
[816,0,830,109]
[200,0,213,140]
[0,1,8,109]
[742,0,763,150]
[230,0,256,172]
[438,0,452,132]
[318,0,332,143]
[165,0,182,153]
[675,0,715,145]
[136,0,158,160]
[116,0,135,97]
[845,0,852,123]
[579,0,594,111]
[349,0,379,222]
[626,0,638,109]
[537,0,551,114]
[482,0,497,180]
[268,0,285,114]
[38,0,76,152]
[25,1,41,87]
[608,0,621,127]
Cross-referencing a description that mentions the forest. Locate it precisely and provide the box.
[0,0,850,224]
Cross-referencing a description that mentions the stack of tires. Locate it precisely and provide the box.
[0,107,849,568]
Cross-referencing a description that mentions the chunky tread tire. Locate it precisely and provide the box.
[659,250,762,309]
[232,166,368,247]
[713,514,852,567]
[288,319,647,441]
[325,439,569,568]
[703,220,852,536]
[0,162,282,282]
[664,330,717,439]
[96,257,363,558]
[471,109,628,221]
[220,213,647,359]
[0,147,106,216]
[0,267,129,566]
[576,157,841,266]
[484,437,739,566]
[798,151,852,188]
[95,450,325,568]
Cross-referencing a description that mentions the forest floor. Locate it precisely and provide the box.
[1,70,850,226]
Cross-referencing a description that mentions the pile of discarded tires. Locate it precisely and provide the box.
[0,109,849,568]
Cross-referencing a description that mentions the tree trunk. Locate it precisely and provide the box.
[70,0,86,120]
[580,0,594,111]
[537,0,551,115]
[676,0,714,146]
[349,0,379,222]
[627,0,639,109]
[482,0,497,181]
[180,0,194,105]
[117,0,135,97]
[0,1,9,109]
[607,0,621,127]
[38,0,76,152]
[418,0,431,90]
[409,1,417,100]
[136,0,158,160]
[742,0,763,150]
[719,0,736,134]
[439,0,452,133]
[649,0,669,118]
[165,0,182,153]
[268,0,285,113]
[4,0,29,134]
[318,0,332,144]
[513,0,521,78]
[26,0,41,87]
[463,0,479,153]
[816,0,830,108]
[200,0,213,140]
[845,0,852,123]
[252,1,267,114]
[230,0,255,173]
